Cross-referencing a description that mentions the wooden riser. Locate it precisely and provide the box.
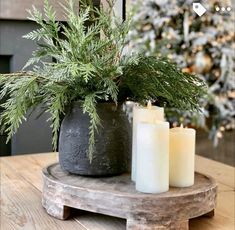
[42,163,217,230]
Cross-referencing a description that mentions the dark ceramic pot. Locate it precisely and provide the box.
[59,102,131,176]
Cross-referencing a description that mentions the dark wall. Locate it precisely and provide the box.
[0,20,52,155]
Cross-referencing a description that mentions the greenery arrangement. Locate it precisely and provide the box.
[0,0,206,159]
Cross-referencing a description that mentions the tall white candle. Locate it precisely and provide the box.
[132,102,164,181]
[136,121,169,194]
[169,125,196,187]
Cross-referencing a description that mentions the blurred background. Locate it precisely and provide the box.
[0,0,234,166]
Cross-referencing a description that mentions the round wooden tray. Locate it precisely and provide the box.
[42,163,217,230]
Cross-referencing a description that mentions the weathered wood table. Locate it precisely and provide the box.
[1,152,234,230]
[42,163,217,230]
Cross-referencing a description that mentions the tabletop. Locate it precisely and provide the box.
[0,153,234,230]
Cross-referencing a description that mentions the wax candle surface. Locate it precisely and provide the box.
[169,126,196,187]
[132,103,164,181]
[136,121,169,194]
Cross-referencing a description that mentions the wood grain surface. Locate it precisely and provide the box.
[0,153,234,230]
[0,160,85,230]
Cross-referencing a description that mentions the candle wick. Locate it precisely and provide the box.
[147,100,152,109]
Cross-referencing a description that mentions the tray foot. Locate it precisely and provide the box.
[42,196,70,220]
[126,219,188,230]
[202,209,215,218]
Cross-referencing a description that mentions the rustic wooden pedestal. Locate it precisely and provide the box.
[42,163,217,230]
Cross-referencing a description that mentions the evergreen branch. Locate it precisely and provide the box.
[82,93,101,162]
[0,76,41,138]
[45,85,70,150]
[120,55,207,110]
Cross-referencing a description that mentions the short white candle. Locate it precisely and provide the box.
[132,101,164,181]
[136,121,169,194]
[169,125,196,187]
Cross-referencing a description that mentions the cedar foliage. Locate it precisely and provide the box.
[0,0,206,160]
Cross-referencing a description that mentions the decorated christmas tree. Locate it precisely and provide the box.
[128,0,235,145]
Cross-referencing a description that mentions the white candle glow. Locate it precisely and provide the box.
[136,121,169,193]
[169,125,196,187]
[131,101,164,181]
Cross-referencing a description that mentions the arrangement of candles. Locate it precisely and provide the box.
[131,101,196,194]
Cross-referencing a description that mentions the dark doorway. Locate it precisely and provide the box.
[0,55,12,156]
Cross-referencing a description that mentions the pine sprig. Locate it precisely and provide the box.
[0,75,41,139]
[82,93,101,162]
[45,85,70,150]
[120,55,206,110]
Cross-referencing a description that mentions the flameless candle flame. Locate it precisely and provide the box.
[147,100,152,109]
[180,124,184,129]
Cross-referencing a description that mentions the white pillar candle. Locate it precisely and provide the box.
[132,101,164,181]
[169,125,196,187]
[136,121,169,194]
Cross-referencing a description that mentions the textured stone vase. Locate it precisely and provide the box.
[59,102,131,176]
